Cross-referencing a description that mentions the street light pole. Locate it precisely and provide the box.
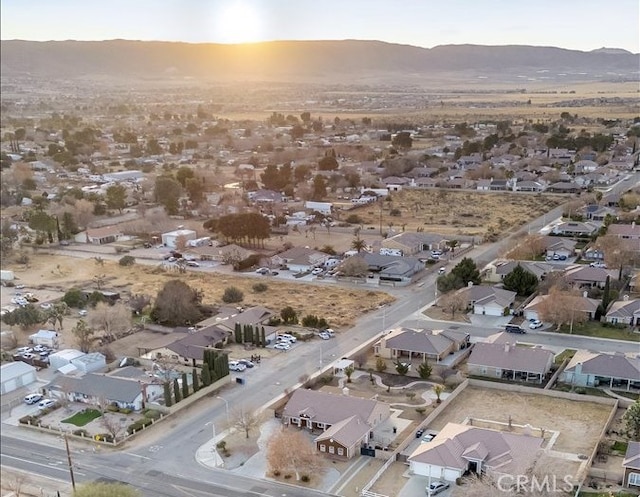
[217,396,230,427]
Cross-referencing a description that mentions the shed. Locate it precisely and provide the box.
[161,229,197,249]
[29,330,59,348]
[71,352,106,374]
[1,270,15,281]
[333,359,355,376]
[1,361,37,395]
[49,349,86,371]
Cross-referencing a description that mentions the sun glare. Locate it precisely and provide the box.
[214,2,264,44]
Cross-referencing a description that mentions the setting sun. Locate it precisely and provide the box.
[213,2,264,44]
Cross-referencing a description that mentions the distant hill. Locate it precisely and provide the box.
[1,39,637,84]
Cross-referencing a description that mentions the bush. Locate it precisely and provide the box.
[273,470,281,477]
[389,208,401,217]
[302,314,319,328]
[106,405,119,412]
[222,286,244,303]
[143,409,162,420]
[95,433,114,443]
[268,316,282,326]
[345,214,363,224]
[252,282,268,293]
[19,415,39,425]
[73,429,89,437]
[62,288,85,308]
[119,408,132,414]
[300,475,310,482]
[119,255,135,266]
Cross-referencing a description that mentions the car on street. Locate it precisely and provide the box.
[37,399,57,410]
[415,428,425,438]
[505,325,526,334]
[438,267,446,274]
[15,284,25,289]
[529,319,543,329]
[228,361,247,372]
[426,481,450,496]
[274,342,291,351]
[24,393,43,405]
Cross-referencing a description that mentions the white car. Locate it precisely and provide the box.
[438,267,446,275]
[78,310,88,316]
[16,346,33,355]
[274,342,291,350]
[426,480,450,496]
[40,302,52,310]
[311,267,324,275]
[24,393,43,405]
[38,399,57,410]
[529,319,543,329]
[278,333,297,343]
[318,332,331,340]
[255,267,270,275]
[228,361,247,372]
[186,261,200,267]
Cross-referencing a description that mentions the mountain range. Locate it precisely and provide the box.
[1,40,637,84]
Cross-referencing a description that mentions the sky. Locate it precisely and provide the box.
[2,0,639,53]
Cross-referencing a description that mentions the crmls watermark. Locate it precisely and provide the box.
[497,474,575,494]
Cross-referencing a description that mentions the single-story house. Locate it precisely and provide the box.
[47,372,164,411]
[484,260,553,283]
[608,223,640,241]
[216,306,275,332]
[29,329,59,348]
[605,298,640,327]
[552,221,598,237]
[144,325,231,366]
[74,226,123,245]
[547,182,582,193]
[408,422,543,482]
[271,247,329,273]
[360,253,424,286]
[563,265,616,289]
[0,361,38,395]
[161,229,197,249]
[374,327,469,363]
[623,442,640,489]
[460,285,517,316]
[282,389,390,460]
[70,352,107,374]
[467,342,553,383]
[381,232,446,256]
[543,237,578,259]
[560,350,640,390]
[523,294,600,322]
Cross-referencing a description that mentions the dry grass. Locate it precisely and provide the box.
[349,190,566,237]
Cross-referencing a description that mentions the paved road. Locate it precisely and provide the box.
[4,178,640,494]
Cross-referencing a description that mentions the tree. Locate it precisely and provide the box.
[451,257,481,286]
[119,255,135,266]
[311,175,327,201]
[150,280,203,327]
[72,319,96,352]
[154,176,182,215]
[129,294,151,315]
[60,211,78,239]
[433,384,445,404]
[185,177,205,205]
[222,286,244,303]
[267,429,324,480]
[73,482,141,497]
[176,166,195,187]
[89,302,132,341]
[375,357,387,373]
[46,301,68,330]
[181,372,190,399]
[2,304,44,330]
[62,288,85,308]
[340,256,368,277]
[417,361,432,380]
[101,413,125,442]
[392,131,412,149]
[173,378,182,404]
[502,264,538,296]
[395,360,409,376]
[163,382,172,407]
[344,365,355,383]
[74,199,95,228]
[536,286,588,331]
[234,405,260,438]
[351,236,367,253]
[280,306,298,324]
[106,184,127,213]
[438,291,467,319]
[624,399,640,441]
[192,368,200,392]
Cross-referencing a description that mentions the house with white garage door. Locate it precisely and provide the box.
[1,361,38,395]
[408,422,543,482]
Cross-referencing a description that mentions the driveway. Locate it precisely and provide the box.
[398,472,452,497]
[468,314,512,329]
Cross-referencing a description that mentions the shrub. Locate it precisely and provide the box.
[273,470,281,477]
[389,208,401,217]
[222,286,244,303]
[345,214,363,224]
[119,408,132,414]
[119,255,135,266]
[300,475,310,482]
[143,409,162,420]
[302,314,319,328]
[95,433,114,443]
[268,316,282,326]
[19,415,39,425]
[575,388,586,395]
[73,429,89,437]
[284,474,292,480]
[106,405,119,413]
[62,288,85,308]
[252,282,268,293]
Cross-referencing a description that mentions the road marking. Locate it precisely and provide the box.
[123,452,151,460]
[2,454,86,476]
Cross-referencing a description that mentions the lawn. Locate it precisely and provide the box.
[61,409,102,426]
[556,322,640,342]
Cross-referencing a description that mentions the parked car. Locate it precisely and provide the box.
[238,359,255,368]
[318,332,331,340]
[278,333,297,343]
[529,320,543,329]
[16,346,33,355]
[24,393,43,405]
[37,399,57,410]
[438,267,446,275]
[505,325,526,334]
[415,428,425,438]
[274,342,291,351]
[78,310,88,317]
[311,267,324,276]
[186,261,200,267]
[228,361,247,372]
[426,481,450,496]
[255,267,270,275]
[422,433,436,443]
[40,302,52,310]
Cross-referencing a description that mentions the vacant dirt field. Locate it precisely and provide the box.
[428,385,613,455]
[349,190,566,237]
[5,253,395,332]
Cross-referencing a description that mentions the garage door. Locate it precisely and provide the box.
[2,378,17,394]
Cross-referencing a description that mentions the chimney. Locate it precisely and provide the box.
[583,291,588,298]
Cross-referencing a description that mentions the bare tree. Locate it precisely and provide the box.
[93,273,107,289]
[439,291,467,319]
[233,406,261,438]
[340,257,368,277]
[536,286,588,331]
[101,413,125,442]
[506,234,547,260]
[267,429,325,480]
[89,302,132,341]
[72,320,96,353]
[129,294,151,315]
[74,199,95,229]
[594,234,638,278]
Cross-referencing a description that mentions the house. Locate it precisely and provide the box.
[145,325,231,366]
[381,232,446,256]
[560,350,640,390]
[608,222,640,241]
[605,298,640,326]
[542,237,578,259]
[408,422,543,482]
[563,265,615,288]
[360,253,424,285]
[515,180,544,192]
[460,285,517,316]
[271,247,329,273]
[0,362,38,395]
[248,189,284,204]
[216,306,275,332]
[186,243,256,263]
[304,201,332,216]
[161,229,197,249]
[48,349,86,372]
[523,293,600,322]
[48,372,164,411]
[552,221,599,237]
[547,182,581,193]
[282,389,390,459]
[623,442,640,489]
[374,327,469,363]
[29,329,59,348]
[467,342,553,383]
[74,226,123,245]
[70,352,107,374]
[484,260,553,284]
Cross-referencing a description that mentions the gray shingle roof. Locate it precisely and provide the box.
[468,342,553,374]
[51,373,142,403]
[283,389,380,426]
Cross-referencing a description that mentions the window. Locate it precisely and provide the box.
[329,446,335,454]
[496,370,501,377]
[629,472,640,487]
[319,444,326,452]
[337,448,344,456]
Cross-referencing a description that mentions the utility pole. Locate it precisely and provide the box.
[64,434,76,492]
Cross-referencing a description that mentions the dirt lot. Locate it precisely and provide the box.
[428,385,612,455]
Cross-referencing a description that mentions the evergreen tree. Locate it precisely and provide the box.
[602,276,612,311]
[201,366,211,386]
[163,382,172,407]
[502,264,538,296]
[192,368,200,392]
[173,378,182,404]
[261,326,266,347]
[181,372,189,399]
